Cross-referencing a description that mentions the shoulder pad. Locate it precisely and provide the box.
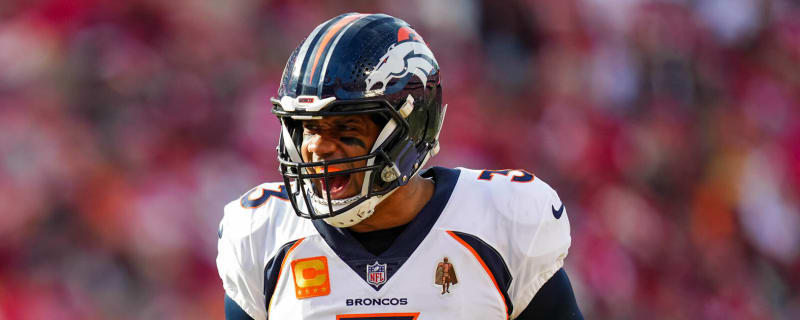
[216,181,313,320]
[450,168,571,318]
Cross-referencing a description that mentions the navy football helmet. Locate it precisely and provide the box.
[272,13,445,227]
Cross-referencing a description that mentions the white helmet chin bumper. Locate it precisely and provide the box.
[304,185,398,228]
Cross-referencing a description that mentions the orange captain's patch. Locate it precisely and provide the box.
[291,256,331,299]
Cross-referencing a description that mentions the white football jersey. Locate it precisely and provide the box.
[217,167,571,320]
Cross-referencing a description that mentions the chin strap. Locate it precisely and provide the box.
[322,187,399,227]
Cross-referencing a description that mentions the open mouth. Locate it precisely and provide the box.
[313,166,354,199]
[321,174,351,198]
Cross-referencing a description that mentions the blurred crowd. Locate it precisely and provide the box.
[1,0,798,319]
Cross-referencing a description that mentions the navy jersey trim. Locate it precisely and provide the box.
[449,231,514,317]
[263,238,303,314]
[312,166,461,291]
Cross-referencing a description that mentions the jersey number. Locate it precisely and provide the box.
[478,169,534,183]
[336,313,419,320]
[240,185,288,209]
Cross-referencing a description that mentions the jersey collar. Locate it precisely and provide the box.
[312,166,460,290]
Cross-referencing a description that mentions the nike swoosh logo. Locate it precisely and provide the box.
[552,204,565,219]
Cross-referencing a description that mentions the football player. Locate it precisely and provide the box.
[217,13,582,320]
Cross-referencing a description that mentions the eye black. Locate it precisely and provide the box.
[340,137,367,148]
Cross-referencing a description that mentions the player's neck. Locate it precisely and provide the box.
[348,174,434,233]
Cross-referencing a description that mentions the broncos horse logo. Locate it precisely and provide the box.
[365,27,437,93]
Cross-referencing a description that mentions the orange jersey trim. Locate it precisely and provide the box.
[268,238,305,313]
[336,312,420,319]
[446,230,509,319]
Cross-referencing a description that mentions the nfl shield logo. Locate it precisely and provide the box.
[366,261,387,288]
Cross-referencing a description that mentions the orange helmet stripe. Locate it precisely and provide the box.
[308,14,367,84]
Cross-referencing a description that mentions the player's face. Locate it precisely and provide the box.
[301,114,380,200]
